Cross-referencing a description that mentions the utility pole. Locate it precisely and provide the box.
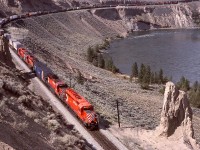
[116,99,120,128]
[69,72,72,88]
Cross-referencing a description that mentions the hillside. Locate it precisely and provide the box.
[1,0,200,149]
[0,0,189,16]
[0,0,99,15]
[0,62,93,150]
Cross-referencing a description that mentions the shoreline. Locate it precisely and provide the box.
[104,27,200,84]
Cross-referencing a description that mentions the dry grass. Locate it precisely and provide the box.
[47,119,61,131]
[24,109,39,118]
[12,121,29,133]
[53,134,85,149]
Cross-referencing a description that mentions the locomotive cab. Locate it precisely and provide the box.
[82,106,99,130]
[66,88,99,130]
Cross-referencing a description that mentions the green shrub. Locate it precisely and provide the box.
[189,81,200,108]
[139,64,146,83]
[131,62,138,78]
[176,76,190,92]
[159,86,165,95]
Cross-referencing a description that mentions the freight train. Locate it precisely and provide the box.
[0,0,199,28]
[6,35,99,130]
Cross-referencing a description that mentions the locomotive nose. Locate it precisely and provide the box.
[87,113,95,122]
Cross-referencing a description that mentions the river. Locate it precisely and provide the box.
[108,29,200,83]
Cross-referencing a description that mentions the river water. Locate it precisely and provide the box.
[108,29,200,83]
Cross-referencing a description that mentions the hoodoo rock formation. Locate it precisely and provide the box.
[157,82,200,149]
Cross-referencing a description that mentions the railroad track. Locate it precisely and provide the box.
[89,130,119,150]
[63,96,120,150]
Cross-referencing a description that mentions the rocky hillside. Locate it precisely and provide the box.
[1,1,200,31]
[95,2,200,31]
[0,0,99,15]
[5,1,200,144]
[0,64,93,150]
[0,37,93,150]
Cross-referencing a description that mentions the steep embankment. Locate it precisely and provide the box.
[0,30,92,150]
[0,64,93,150]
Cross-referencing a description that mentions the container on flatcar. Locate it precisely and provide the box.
[9,15,18,21]
[9,38,17,47]
[1,18,6,24]
[37,11,42,15]
[28,12,38,17]
[12,41,22,51]
[42,11,49,14]
[4,33,11,40]
[33,61,53,82]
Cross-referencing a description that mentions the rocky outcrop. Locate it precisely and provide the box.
[0,32,15,68]
[94,2,200,31]
[157,82,200,149]
[0,141,15,150]
[115,3,200,31]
